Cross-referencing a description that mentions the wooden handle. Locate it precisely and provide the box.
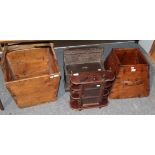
[6,43,53,51]
[103,89,110,97]
[0,42,54,69]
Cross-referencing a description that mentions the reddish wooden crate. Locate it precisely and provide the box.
[1,43,61,108]
[104,48,150,99]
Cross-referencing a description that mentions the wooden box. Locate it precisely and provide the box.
[64,47,104,90]
[104,48,150,99]
[69,71,115,110]
[1,43,60,108]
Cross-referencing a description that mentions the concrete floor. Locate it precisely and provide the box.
[0,42,155,115]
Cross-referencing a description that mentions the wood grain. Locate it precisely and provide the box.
[6,75,60,108]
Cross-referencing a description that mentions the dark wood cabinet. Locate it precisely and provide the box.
[70,71,115,110]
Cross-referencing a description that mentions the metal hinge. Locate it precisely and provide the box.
[50,73,60,79]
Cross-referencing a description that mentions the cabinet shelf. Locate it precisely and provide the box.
[70,89,109,99]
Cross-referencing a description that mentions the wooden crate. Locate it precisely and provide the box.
[64,47,104,90]
[1,43,60,108]
[104,48,150,99]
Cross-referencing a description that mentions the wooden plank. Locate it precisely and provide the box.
[6,75,60,108]
[6,48,51,80]
[7,43,52,51]
[0,40,134,47]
